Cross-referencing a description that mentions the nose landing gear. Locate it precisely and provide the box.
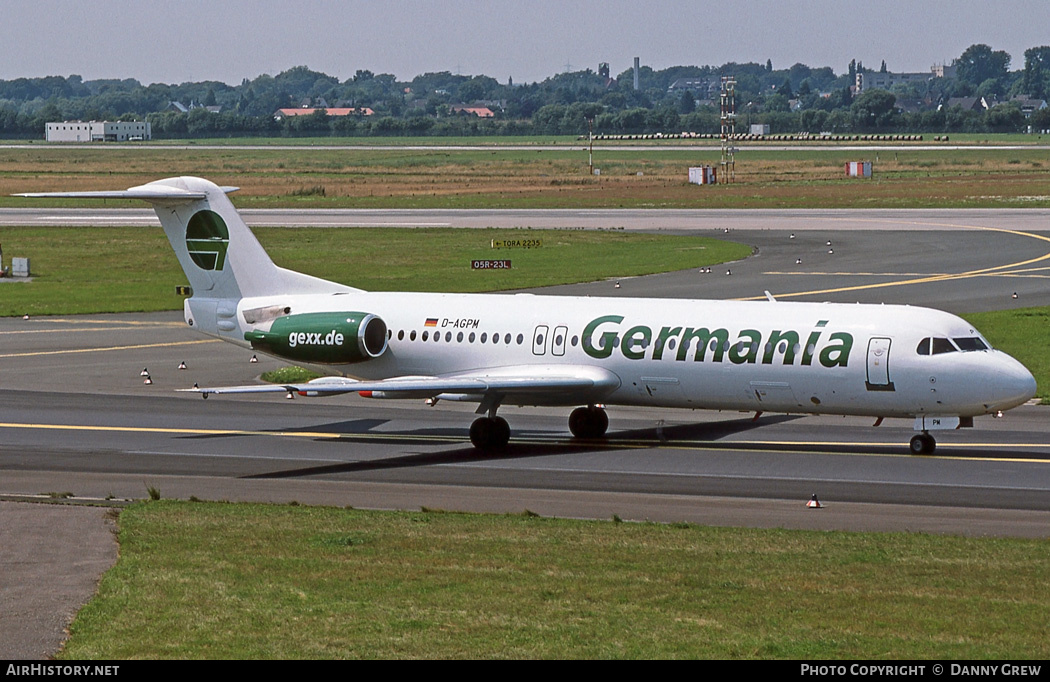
[910,432,936,455]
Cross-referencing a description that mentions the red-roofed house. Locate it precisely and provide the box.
[273,107,374,121]
[450,105,495,118]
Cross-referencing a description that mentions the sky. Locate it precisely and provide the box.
[1,0,1047,86]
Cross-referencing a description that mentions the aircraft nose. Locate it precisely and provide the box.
[987,353,1037,411]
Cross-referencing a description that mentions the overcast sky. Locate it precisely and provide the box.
[2,0,1046,85]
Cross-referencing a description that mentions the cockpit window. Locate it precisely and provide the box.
[918,335,991,356]
[931,337,956,354]
[954,337,989,351]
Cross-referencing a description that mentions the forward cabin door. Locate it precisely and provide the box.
[865,337,895,391]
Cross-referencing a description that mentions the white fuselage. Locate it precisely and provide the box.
[189,290,1037,420]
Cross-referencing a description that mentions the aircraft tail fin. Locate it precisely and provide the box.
[17,176,356,301]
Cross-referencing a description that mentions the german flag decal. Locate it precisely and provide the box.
[424,318,439,327]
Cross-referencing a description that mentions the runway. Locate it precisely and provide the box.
[2,209,1049,537]
[5,206,1050,233]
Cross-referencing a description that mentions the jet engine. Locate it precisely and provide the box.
[244,311,388,364]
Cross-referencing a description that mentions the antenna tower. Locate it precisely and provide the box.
[720,76,736,183]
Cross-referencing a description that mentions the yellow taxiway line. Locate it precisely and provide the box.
[738,220,1050,301]
[2,421,1049,464]
[0,339,220,359]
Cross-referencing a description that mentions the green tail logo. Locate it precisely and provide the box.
[185,209,230,271]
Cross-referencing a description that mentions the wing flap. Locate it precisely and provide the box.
[181,365,621,403]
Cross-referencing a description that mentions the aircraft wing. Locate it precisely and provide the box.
[181,365,621,405]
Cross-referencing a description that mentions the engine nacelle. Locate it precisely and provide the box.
[244,311,388,364]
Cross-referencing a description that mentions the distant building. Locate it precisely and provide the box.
[46,120,151,142]
[930,63,957,79]
[860,71,930,92]
[894,98,930,114]
[167,101,222,114]
[668,78,717,98]
[272,107,374,121]
[450,105,495,117]
[942,97,989,112]
[1011,96,1048,118]
[856,64,953,94]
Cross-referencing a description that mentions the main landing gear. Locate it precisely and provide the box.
[469,415,510,450]
[468,405,610,451]
[910,432,936,455]
[568,405,609,440]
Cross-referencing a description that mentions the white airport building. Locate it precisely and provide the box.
[45,120,151,142]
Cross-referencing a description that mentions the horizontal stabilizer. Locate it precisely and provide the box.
[14,183,237,203]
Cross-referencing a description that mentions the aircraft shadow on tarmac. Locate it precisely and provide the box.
[173,413,1045,481]
[229,414,842,481]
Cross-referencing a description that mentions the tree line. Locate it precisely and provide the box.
[2,44,1048,139]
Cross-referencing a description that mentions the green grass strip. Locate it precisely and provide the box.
[60,500,1050,660]
[0,226,750,316]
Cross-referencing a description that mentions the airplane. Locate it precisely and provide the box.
[18,176,1037,455]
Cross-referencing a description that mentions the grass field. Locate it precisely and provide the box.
[57,501,1050,660]
[2,142,1048,209]
[0,226,750,316]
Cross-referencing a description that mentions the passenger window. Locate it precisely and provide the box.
[916,338,931,355]
[932,338,956,354]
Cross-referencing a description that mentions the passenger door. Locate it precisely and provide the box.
[865,337,895,391]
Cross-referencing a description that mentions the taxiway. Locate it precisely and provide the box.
[2,210,1048,536]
